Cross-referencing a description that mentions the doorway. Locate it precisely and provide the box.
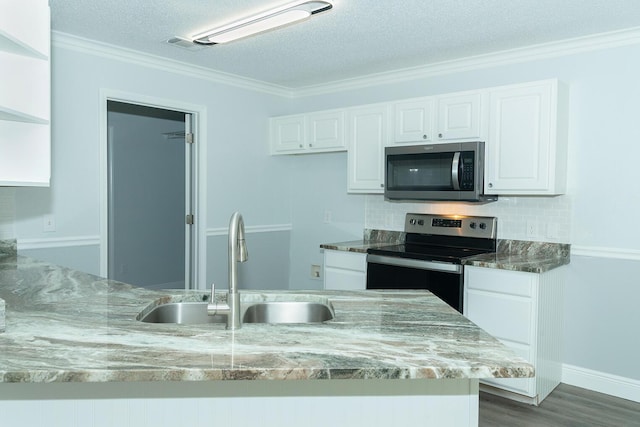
[106,101,193,290]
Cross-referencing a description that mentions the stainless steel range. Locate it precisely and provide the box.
[366,213,497,313]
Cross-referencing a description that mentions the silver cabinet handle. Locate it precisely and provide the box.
[438,133,443,138]
[488,182,493,188]
[422,134,427,139]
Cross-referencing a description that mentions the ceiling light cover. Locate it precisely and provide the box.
[193,0,333,45]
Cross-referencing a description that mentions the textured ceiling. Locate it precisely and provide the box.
[50,0,640,89]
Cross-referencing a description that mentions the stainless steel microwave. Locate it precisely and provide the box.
[384,141,496,202]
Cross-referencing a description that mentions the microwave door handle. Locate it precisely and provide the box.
[451,152,461,190]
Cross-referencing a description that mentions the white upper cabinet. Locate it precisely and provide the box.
[392,91,483,144]
[270,115,307,154]
[393,98,434,143]
[436,92,483,141]
[0,0,51,186]
[270,109,346,155]
[485,79,568,195]
[306,110,346,151]
[347,104,389,193]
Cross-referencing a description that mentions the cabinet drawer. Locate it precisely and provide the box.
[324,250,366,272]
[324,268,366,291]
[465,267,534,297]
[466,290,533,345]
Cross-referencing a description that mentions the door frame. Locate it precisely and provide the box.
[99,89,208,290]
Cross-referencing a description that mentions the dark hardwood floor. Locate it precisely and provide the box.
[479,384,640,427]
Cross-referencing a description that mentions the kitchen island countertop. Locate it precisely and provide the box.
[0,254,533,384]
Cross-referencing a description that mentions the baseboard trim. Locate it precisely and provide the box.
[562,364,640,403]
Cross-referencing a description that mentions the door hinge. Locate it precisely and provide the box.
[185,132,194,144]
[186,214,194,225]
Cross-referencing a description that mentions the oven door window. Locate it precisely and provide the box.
[366,262,463,313]
[387,152,456,191]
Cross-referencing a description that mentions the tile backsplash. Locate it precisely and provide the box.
[365,194,571,243]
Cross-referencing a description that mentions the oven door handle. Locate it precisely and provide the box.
[367,254,462,274]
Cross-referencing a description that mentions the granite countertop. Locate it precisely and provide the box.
[320,240,392,253]
[0,255,533,384]
[322,232,570,273]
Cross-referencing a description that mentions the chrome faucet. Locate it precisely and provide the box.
[207,211,248,330]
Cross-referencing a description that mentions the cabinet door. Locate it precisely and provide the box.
[436,93,482,141]
[485,80,566,195]
[270,115,306,154]
[464,266,538,397]
[323,250,366,290]
[393,98,434,143]
[307,110,345,151]
[347,105,389,193]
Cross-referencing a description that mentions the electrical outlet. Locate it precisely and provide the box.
[310,264,321,279]
[43,214,55,232]
[526,221,538,238]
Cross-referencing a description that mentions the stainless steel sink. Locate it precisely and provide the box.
[138,300,334,325]
[242,301,334,324]
[138,302,226,324]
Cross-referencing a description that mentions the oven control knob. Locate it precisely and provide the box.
[469,222,477,229]
[479,222,487,230]
[417,220,424,226]
[409,219,417,225]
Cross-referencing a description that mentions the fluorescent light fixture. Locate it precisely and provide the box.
[192,0,333,45]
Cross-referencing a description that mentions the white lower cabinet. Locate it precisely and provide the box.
[464,265,565,404]
[323,250,367,290]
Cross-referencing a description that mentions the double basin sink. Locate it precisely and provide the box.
[137,294,335,325]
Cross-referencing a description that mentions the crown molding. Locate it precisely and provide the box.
[52,27,640,99]
[293,26,640,97]
[51,31,294,98]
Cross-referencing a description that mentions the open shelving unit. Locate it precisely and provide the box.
[0,0,51,186]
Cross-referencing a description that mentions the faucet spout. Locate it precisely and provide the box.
[229,211,248,294]
[208,212,248,330]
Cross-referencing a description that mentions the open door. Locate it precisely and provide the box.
[107,101,194,290]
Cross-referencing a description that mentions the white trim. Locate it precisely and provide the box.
[52,31,292,98]
[562,364,640,403]
[295,27,640,97]
[53,27,640,99]
[207,224,293,237]
[571,246,640,261]
[18,236,100,250]
[99,90,208,291]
